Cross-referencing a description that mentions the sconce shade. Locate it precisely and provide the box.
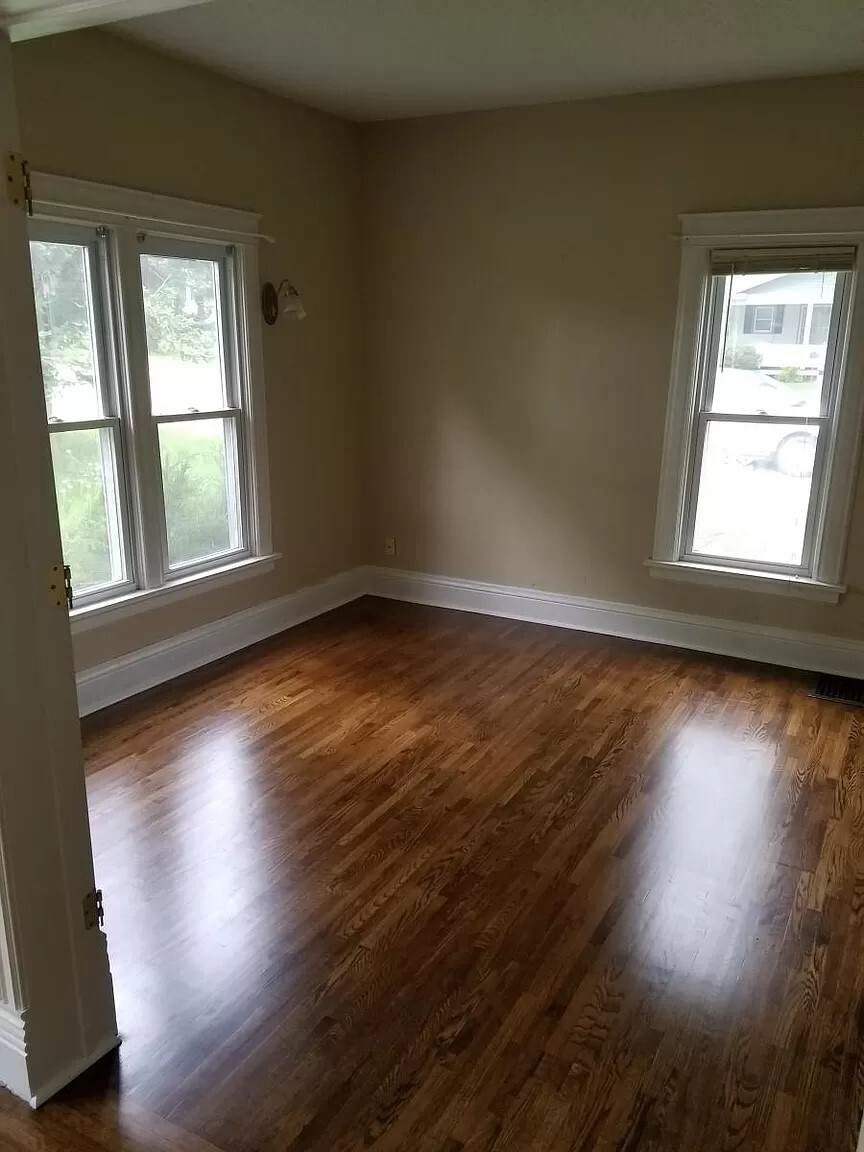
[262,280,306,324]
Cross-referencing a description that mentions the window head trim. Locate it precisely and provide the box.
[651,206,864,598]
[30,172,265,247]
[677,206,864,246]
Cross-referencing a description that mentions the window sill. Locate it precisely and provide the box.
[645,559,845,603]
[70,553,280,635]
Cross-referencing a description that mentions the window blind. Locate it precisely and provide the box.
[710,246,856,276]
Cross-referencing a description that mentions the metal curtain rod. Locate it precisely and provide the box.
[671,231,864,242]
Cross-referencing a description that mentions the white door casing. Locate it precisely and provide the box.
[0,34,118,1106]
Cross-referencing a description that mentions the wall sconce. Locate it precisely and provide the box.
[261,279,307,325]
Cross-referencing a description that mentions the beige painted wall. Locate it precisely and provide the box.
[11,41,864,675]
[12,29,363,671]
[361,73,864,640]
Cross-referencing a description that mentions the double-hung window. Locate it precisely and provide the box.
[650,208,864,602]
[31,223,133,602]
[28,175,272,621]
[746,304,784,335]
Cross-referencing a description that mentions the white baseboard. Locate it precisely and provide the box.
[29,1032,120,1108]
[0,1006,29,1104]
[75,563,862,717]
[367,566,864,679]
[76,567,367,716]
[0,1006,117,1107]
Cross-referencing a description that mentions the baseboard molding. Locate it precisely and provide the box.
[29,1031,120,1108]
[0,1006,29,1104]
[76,563,863,716]
[0,1006,113,1106]
[367,566,864,679]
[76,567,367,716]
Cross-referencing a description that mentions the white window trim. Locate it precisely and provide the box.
[650,205,864,604]
[644,560,845,603]
[31,172,266,246]
[69,553,279,635]
[30,172,274,629]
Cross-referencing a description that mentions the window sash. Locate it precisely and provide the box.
[47,418,137,605]
[30,223,138,606]
[154,408,240,424]
[137,237,240,417]
[29,220,114,421]
[136,238,250,581]
[153,408,250,579]
[30,217,260,607]
[680,411,829,577]
[674,261,853,579]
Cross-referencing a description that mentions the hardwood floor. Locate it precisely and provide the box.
[1,595,863,1150]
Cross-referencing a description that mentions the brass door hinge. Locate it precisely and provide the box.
[64,564,74,610]
[49,565,64,608]
[48,565,73,609]
[5,153,32,215]
[83,889,104,931]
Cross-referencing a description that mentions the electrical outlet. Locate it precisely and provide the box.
[384,536,396,557]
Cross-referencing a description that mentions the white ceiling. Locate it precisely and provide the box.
[117,0,864,122]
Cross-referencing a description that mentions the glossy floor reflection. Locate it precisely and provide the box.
[1,596,862,1151]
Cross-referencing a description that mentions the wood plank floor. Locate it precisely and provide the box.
[2,595,863,1151]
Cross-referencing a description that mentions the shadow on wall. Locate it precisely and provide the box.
[390,240,677,598]
[366,78,864,635]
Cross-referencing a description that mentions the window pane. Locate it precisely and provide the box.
[691,421,819,567]
[810,303,832,346]
[158,418,241,568]
[714,271,839,417]
[50,428,125,594]
[30,241,103,421]
[141,254,227,415]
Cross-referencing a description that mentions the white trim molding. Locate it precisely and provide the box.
[0,1006,29,1104]
[679,205,864,245]
[28,1032,120,1108]
[0,1004,119,1107]
[367,567,864,680]
[75,563,864,719]
[0,38,119,1112]
[30,172,263,243]
[645,559,845,603]
[76,567,366,716]
[70,553,279,634]
[652,204,864,599]
[29,172,275,625]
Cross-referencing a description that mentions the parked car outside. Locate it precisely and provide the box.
[710,368,819,478]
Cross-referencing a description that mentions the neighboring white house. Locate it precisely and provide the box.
[725,271,836,375]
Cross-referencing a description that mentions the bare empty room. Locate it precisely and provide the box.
[0,2,863,1150]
